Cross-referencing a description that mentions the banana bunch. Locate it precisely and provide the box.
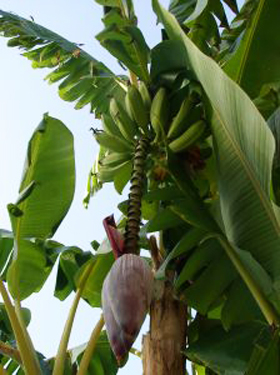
[149,85,207,152]
[93,82,153,184]
[93,115,134,184]
[93,81,207,184]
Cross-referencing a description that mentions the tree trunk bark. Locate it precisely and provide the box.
[142,281,187,375]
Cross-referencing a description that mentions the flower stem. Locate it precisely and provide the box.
[14,300,42,372]
[0,281,41,375]
[77,314,104,375]
[218,236,280,326]
[52,260,95,375]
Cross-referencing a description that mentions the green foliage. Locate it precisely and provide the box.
[55,247,93,301]
[7,114,75,300]
[169,0,238,25]
[96,8,150,82]
[187,320,269,375]
[0,10,126,115]
[2,0,280,374]
[0,303,31,341]
[54,235,115,308]
[69,331,118,375]
[153,0,280,302]
[78,252,115,308]
[222,0,280,99]
[245,329,280,375]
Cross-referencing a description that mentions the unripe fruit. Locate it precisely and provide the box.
[126,85,149,135]
[102,254,154,363]
[169,120,206,153]
[150,87,169,141]
[138,81,152,111]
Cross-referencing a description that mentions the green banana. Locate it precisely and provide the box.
[169,120,206,153]
[167,96,196,140]
[101,113,123,139]
[94,131,134,153]
[150,87,169,142]
[138,81,152,111]
[110,98,138,141]
[99,160,132,182]
[125,93,135,121]
[126,85,149,135]
[100,151,132,168]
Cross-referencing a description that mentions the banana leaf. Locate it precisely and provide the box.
[152,0,280,323]
[0,10,126,115]
[95,7,150,83]
[7,114,75,300]
[187,320,269,375]
[222,0,280,98]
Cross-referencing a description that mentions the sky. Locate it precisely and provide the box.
[0,1,239,374]
[0,0,169,374]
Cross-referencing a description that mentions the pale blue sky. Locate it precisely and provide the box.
[0,1,238,374]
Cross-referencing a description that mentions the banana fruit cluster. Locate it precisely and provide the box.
[94,81,206,183]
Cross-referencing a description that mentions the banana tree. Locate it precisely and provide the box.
[1,0,280,374]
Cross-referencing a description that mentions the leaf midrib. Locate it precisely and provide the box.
[213,107,280,237]
[236,0,265,86]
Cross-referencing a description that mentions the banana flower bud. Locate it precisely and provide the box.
[102,254,154,363]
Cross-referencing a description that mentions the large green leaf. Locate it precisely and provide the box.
[0,351,51,375]
[68,331,118,375]
[0,302,31,341]
[167,149,220,232]
[187,321,269,375]
[223,0,280,98]
[221,279,264,330]
[183,252,236,314]
[152,0,280,299]
[143,207,185,233]
[78,243,115,308]
[253,82,280,120]
[172,236,264,327]
[96,8,150,82]
[55,247,93,301]
[168,0,196,23]
[246,329,280,375]
[150,40,190,83]
[95,0,135,20]
[169,0,238,25]
[156,226,206,279]
[55,243,114,308]
[7,114,75,300]
[0,10,126,115]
